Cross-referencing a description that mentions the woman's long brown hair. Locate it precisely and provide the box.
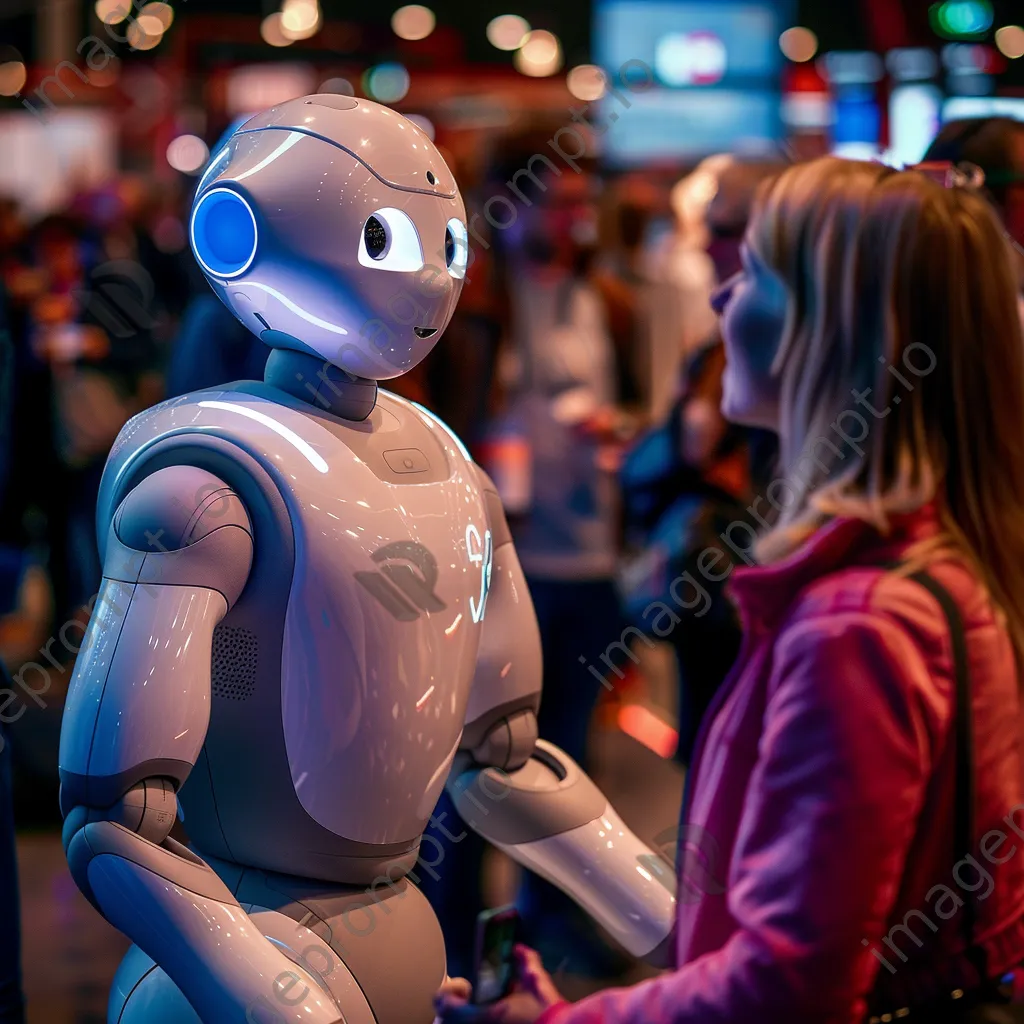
[747,156,1024,661]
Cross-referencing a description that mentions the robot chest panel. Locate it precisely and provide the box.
[277,403,493,844]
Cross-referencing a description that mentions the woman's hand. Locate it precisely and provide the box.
[433,945,566,1023]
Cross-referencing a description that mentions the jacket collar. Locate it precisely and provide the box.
[728,504,943,632]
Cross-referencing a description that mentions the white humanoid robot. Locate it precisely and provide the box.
[57,95,677,1024]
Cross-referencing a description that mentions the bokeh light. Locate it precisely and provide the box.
[995,24,1024,58]
[139,2,174,30]
[779,26,818,62]
[567,64,607,101]
[319,77,355,95]
[364,63,410,103]
[127,14,165,50]
[94,0,130,25]
[166,134,210,174]
[487,14,530,51]
[932,0,993,38]
[260,12,293,46]
[281,0,321,41]
[405,113,435,139]
[514,29,562,76]
[0,61,26,97]
[392,5,435,41]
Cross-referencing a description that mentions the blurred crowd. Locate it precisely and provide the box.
[1,110,1024,1017]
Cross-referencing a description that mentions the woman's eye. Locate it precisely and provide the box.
[358,208,424,272]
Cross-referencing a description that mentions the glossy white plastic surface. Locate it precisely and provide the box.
[99,388,501,845]
[59,581,226,781]
[59,578,135,779]
[192,99,466,380]
[89,855,344,1024]
[462,538,542,730]
[238,96,458,197]
[494,802,678,958]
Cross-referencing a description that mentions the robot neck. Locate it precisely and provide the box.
[264,348,378,421]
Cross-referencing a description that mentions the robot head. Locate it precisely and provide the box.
[189,95,468,380]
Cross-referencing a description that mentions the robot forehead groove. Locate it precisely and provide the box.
[233,126,455,199]
[229,95,458,200]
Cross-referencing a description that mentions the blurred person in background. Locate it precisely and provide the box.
[0,269,51,670]
[923,117,1024,247]
[28,213,162,628]
[0,265,27,1024]
[638,157,725,420]
[0,705,25,1024]
[618,158,782,764]
[422,147,506,446]
[0,198,53,555]
[923,117,1024,308]
[487,156,636,975]
[438,156,1024,1024]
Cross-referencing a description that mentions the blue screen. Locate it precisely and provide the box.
[594,0,791,164]
[595,0,790,86]
[598,88,782,162]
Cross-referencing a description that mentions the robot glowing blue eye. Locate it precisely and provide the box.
[190,187,258,279]
[445,218,468,280]
[358,208,424,273]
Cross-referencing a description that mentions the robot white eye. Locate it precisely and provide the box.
[357,208,424,272]
[445,218,468,280]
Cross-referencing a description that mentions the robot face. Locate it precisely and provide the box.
[189,96,468,380]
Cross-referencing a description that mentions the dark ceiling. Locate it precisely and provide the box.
[1,0,1022,85]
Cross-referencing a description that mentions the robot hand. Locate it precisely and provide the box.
[457,467,676,966]
[448,739,677,966]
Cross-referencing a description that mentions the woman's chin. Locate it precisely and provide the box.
[722,387,775,432]
[721,390,752,428]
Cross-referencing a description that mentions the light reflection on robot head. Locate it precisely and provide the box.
[189,95,469,381]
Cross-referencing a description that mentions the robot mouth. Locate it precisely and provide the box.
[414,326,438,339]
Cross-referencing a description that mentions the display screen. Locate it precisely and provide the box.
[474,909,518,1004]
[594,0,791,164]
[889,83,943,165]
[941,95,1024,122]
[832,87,882,149]
[598,88,782,163]
[595,0,787,85]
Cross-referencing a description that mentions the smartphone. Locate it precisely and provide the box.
[472,905,519,1005]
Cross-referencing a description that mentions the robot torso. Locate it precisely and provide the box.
[95,380,493,882]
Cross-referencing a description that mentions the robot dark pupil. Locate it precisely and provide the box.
[445,226,455,267]
[364,215,388,259]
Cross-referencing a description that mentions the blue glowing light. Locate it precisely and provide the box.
[190,188,258,279]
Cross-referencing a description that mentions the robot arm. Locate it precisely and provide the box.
[448,468,677,965]
[59,466,344,1024]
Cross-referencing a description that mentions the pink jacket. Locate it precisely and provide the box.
[540,507,1024,1024]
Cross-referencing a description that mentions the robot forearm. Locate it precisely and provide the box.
[57,579,342,1020]
[448,739,677,964]
[56,468,346,1022]
[65,816,343,1023]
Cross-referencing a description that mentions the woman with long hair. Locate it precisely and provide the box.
[435,156,1024,1022]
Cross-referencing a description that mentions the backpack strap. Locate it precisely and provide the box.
[901,568,990,986]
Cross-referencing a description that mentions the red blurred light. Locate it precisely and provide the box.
[617,704,679,759]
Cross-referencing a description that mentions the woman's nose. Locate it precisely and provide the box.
[710,273,739,316]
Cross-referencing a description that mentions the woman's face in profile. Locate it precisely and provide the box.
[710,240,788,431]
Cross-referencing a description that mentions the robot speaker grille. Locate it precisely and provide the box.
[211,625,259,701]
